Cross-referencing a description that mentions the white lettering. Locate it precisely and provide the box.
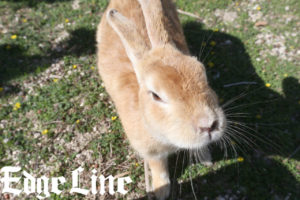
[51,177,66,195]
[23,171,35,195]
[91,169,97,195]
[0,166,22,195]
[117,176,132,194]
[70,167,89,195]
[0,166,132,198]
[36,176,50,199]
[99,175,115,195]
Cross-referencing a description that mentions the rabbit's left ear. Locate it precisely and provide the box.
[106,9,150,65]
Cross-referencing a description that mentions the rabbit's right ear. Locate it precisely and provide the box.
[138,0,173,48]
[106,9,149,66]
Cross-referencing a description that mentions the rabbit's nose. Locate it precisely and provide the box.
[199,120,218,134]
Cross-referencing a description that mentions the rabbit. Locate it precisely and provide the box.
[96,0,227,199]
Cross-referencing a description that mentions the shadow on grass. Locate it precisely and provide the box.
[2,0,72,8]
[0,27,96,96]
[135,21,300,200]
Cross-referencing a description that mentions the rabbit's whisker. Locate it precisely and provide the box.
[225,131,256,161]
[198,31,214,61]
[223,134,238,159]
[222,90,250,109]
[225,112,251,116]
[171,152,180,199]
[226,126,258,151]
[223,132,252,164]
[188,151,198,200]
[179,150,187,198]
[241,122,290,127]
[227,115,252,118]
[228,120,283,154]
[218,138,226,160]
[202,44,215,63]
[220,136,228,160]
[222,85,266,109]
[224,98,280,112]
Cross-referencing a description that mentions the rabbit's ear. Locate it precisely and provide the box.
[138,0,173,47]
[106,9,149,65]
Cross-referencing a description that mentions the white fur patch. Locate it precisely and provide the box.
[159,172,170,184]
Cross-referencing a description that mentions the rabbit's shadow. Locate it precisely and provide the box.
[136,21,300,200]
[0,28,95,97]
[2,0,72,8]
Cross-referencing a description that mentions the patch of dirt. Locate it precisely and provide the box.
[255,31,300,62]
[215,9,238,24]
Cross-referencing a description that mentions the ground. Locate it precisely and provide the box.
[0,0,299,199]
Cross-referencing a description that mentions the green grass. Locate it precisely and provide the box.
[0,0,299,199]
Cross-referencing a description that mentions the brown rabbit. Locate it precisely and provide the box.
[96,0,227,199]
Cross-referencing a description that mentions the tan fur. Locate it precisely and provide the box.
[96,0,226,199]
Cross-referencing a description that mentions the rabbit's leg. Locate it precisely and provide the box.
[147,157,170,200]
[199,147,213,166]
[144,160,151,192]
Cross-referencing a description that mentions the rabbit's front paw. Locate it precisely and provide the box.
[152,173,170,200]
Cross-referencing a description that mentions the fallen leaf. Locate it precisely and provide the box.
[255,21,268,27]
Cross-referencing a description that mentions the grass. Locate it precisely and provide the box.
[0,0,299,199]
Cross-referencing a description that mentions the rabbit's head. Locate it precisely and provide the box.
[107,8,226,150]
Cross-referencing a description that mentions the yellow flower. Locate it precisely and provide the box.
[13,102,21,111]
[213,28,219,32]
[11,35,17,40]
[256,6,261,11]
[208,62,214,68]
[91,66,95,70]
[111,116,117,121]
[0,87,3,92]
[201,42,206,46]
[73,65,77,69]
[22,18,27,23]
[265,83,271,87]
[42,129,49,135]
[76,119,80,124]
[237,157,244,162]
[6,45,11,50]
[210,41,216,46]
[53,78,58,83]
[65,18,69,23]
[256,114,262,119]
[235,2,240,6]
[290,46,294,49]
[283,73,288,77]
[135,163,139,167]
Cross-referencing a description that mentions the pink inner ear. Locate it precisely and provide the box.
[106,8,149,64]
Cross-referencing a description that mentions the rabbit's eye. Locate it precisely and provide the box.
[150,91,163,102]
